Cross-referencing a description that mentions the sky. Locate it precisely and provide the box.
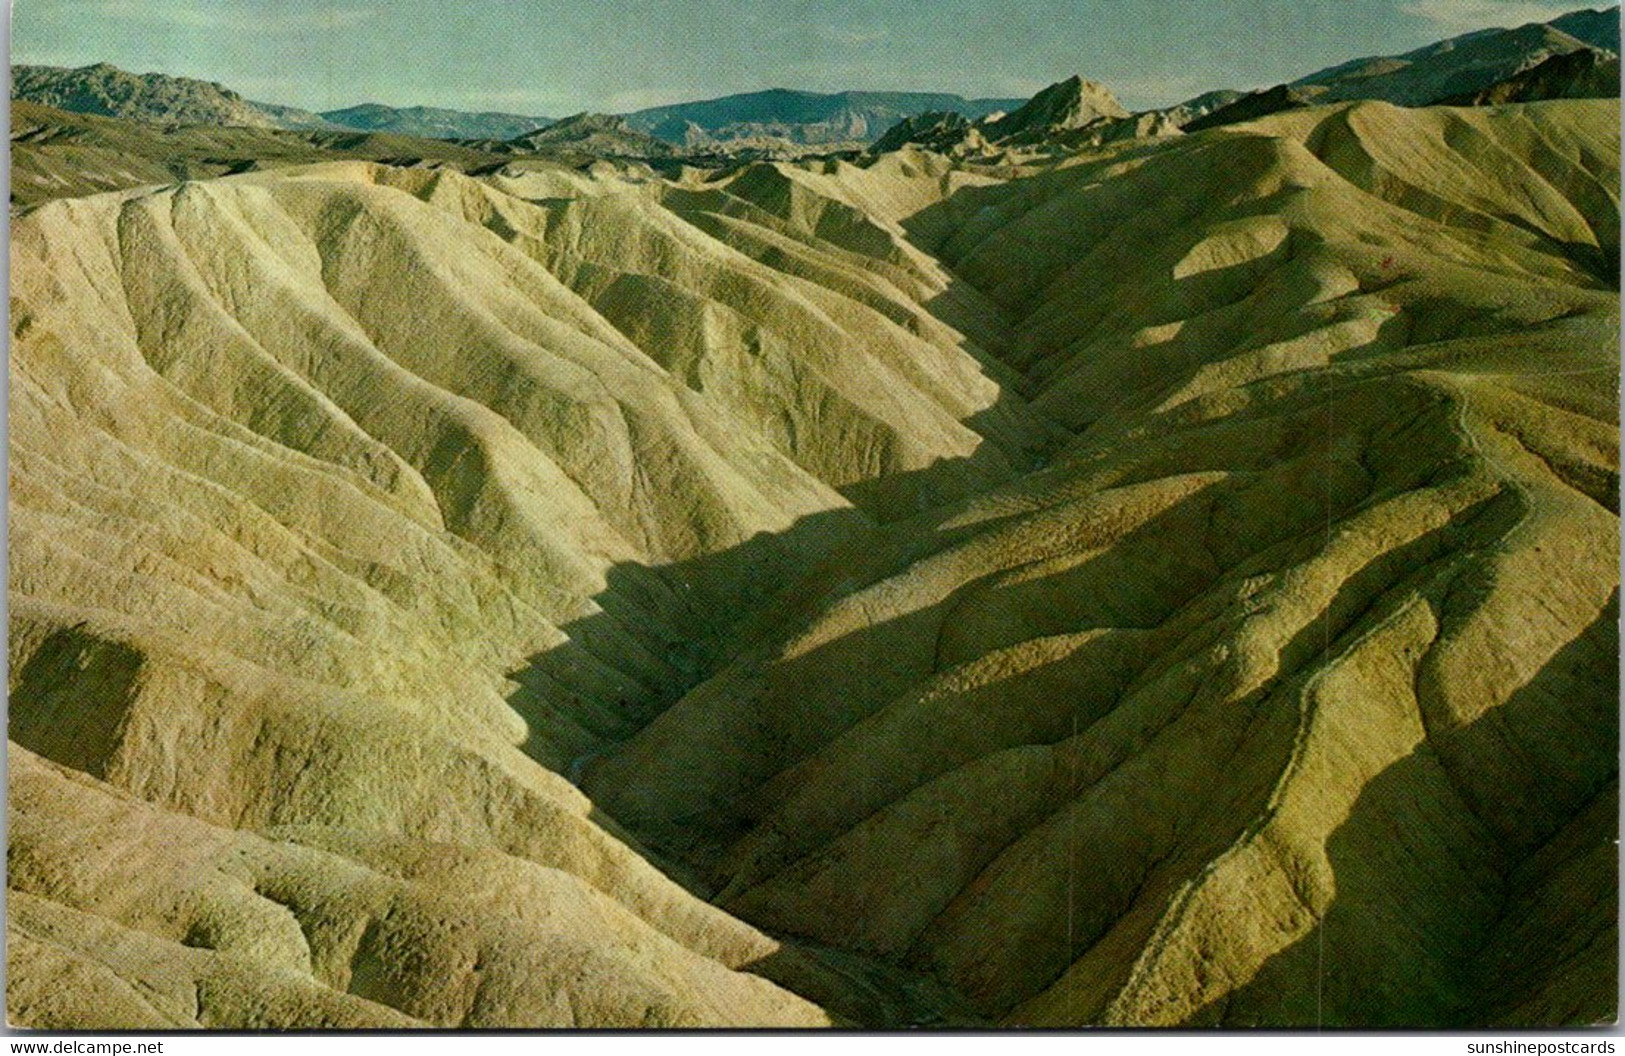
[10,0,1610,116]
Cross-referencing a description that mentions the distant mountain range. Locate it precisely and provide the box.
[11,62,332,130]
[10,65,1024,146]
[9,98,507,207]
[1173,5,1618,135]
[317,103,551,140]
[1290,6,1617,105]
[619,88,1024,146]
[12,5,1620,156]
[8,64,554,139]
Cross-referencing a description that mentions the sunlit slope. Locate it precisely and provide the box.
[410,159,1053,514]
[8,745,838,1029]
[7,99,1617,1028]
[581,100,1620,1027]
[7,157,1046,1028]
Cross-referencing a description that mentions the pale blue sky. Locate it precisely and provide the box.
[10,0,1606,115]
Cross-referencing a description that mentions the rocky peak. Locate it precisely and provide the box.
[983,74,1130,140]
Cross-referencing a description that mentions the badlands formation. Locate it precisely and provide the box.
[7,82,1620,1029]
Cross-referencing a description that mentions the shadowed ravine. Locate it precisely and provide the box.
[7,98,1619,1028]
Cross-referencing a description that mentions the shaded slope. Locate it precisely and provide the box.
[580,99,1621,1027]
[1552,6,1624,51]
[1183,85,1314,132]
[1437,49,1621,105]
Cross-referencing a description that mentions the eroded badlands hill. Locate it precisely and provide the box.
[8,98,1619,1028]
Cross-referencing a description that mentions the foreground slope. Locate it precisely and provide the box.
[8,98,1619,1028]
[6,146,1041,1027]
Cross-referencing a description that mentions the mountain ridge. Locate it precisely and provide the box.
[10,64,1027,146]
[1292,9,1619,105]
[621,87,1025,146]
[11,62,333,130]
[18,6,1621,151]
[319,102,553,140]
